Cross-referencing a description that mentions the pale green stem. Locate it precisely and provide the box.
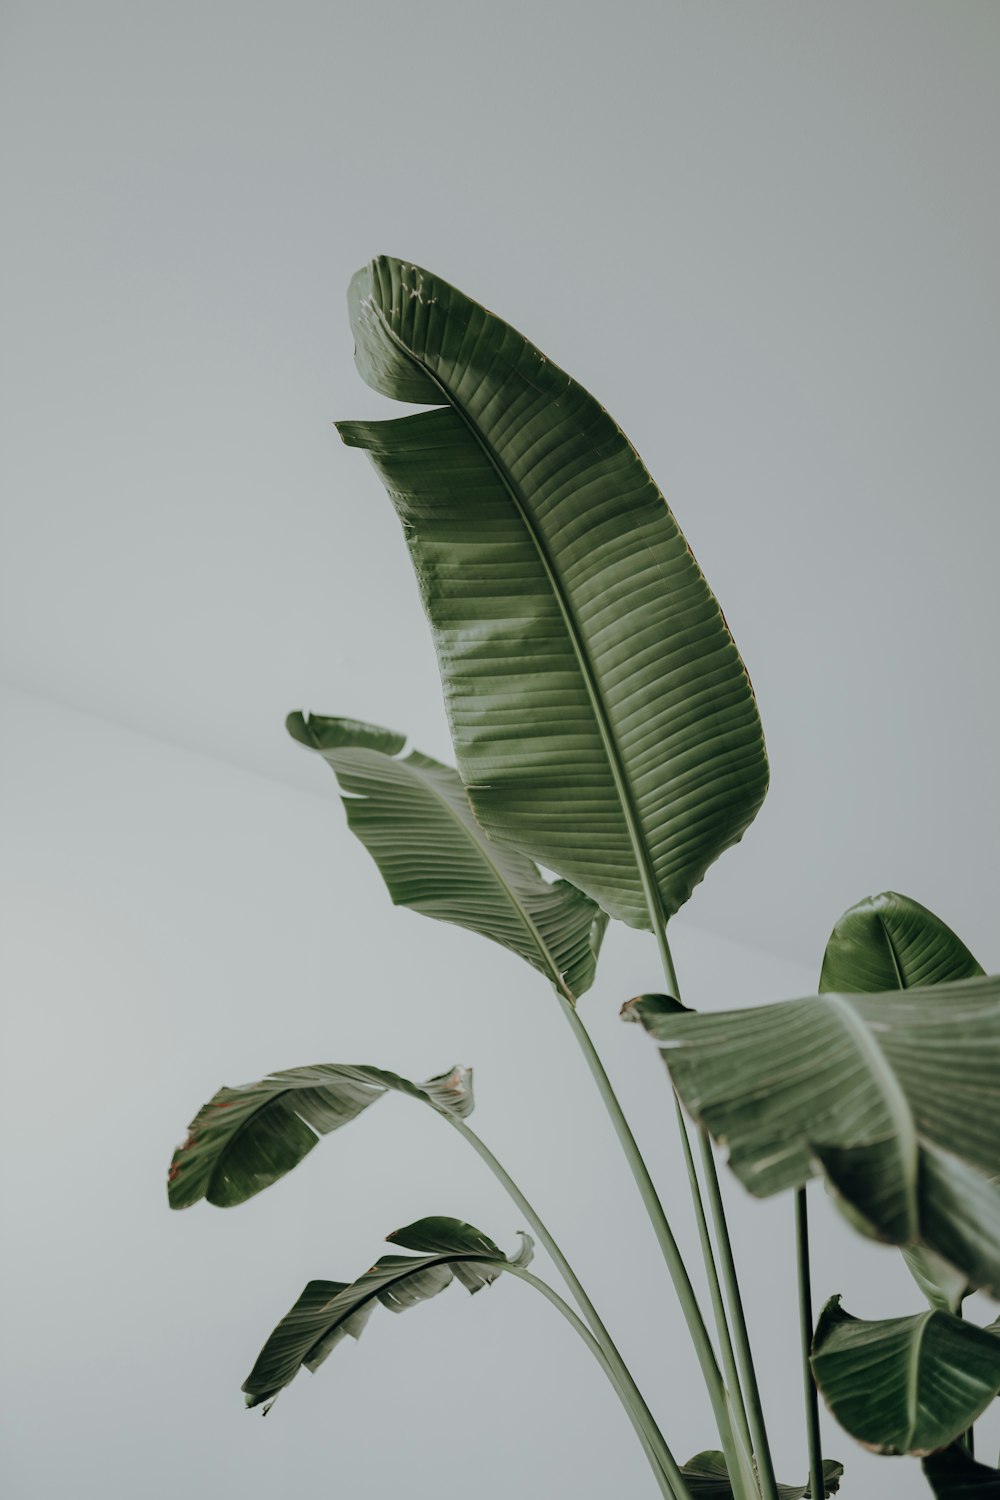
[447,1114,678,1487]
[795,1188,825,1497]
[699,1128,778,1500]
[505,1264,691,1500]
[671,1089,758,1500]
[656,928,778,1500]
[556,991,746,1494]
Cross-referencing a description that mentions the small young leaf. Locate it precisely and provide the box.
[168,1063,472,1209]
[242,1217,531,1410]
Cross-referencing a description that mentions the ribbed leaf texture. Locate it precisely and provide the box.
[337,256,768,929]
[628,976,1000,1294]
[168,1063,472,1209]
[810,1296,1000,1456]
[287,712,607,1000]
[242,1217,533,1409]
[680,1450,843,1499]
[820,891,986,1311]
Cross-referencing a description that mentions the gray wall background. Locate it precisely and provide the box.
[1,3,997,1497]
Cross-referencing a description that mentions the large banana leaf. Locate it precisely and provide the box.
[810,1296,1000,1456]
[819,891,986,1310]
[168,1063,472,1209]
[680,1450,842,1500]
[337,256,769,930]
[286,712,607,999]
[625,977,1000,1294]
[923,1447,1000,1498]
[242,1217,532,1409]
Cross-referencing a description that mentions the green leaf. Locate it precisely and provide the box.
[810,1295,1000,1456]
[168,1063,473,1209]
[680,1450,843,1499]
[630,975,1000,1294]
[286,711,607,1000]
[819,891,985,1311]
[337,256,768,931]
[923,1446,1000,1498]
[242,1217,533,1409]
[819,892,985,994]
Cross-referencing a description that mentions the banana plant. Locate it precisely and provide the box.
[167,258,999,1499]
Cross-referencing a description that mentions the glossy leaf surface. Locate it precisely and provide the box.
[680,1450,842,1499]
[337,256,768,930]
[820,890,986,1310]
[810,1295,1000,1455]
[628,977,1000,1294]
[819,891,984,994]
[242,1217,532,1409]
[287,712,606,999]
[168,1063,472,1209]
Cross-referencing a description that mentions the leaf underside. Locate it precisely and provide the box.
[168,1063,472,1209]
[338,256,768,930]
[242,1217,533,1409]
[286,711,607,999]
[632,975,1000,1294]
[810,1295,1000,1456]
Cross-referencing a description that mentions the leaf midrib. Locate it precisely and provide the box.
[904,1311,933,1450]
[822,995,920,1237]
[367,284,669,933]
[359,744,577,998]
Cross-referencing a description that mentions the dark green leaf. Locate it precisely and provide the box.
[337,256,768,931]
[680,1450,843,1499]
[819,891,985,1311]
[810,1295,1000,1455]
[923,1447,1000,1499]
[820,892,984,995]
[242,1217,532,1409]
[286,712,607,999]
[168,1063,472,1209]
[630,975,1000,1294]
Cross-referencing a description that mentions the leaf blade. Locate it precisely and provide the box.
[338,256,769,929]
[288,711,608,999]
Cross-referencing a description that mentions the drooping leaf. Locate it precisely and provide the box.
[337,256,768,931]
[168,1063,473,1209]
[680,1449,843,1499]
[820,891,985,1311]
[819,891,984,995]
[923,1446,1000,1498]
[809,1295,1000,1456]
[286,712,607,1000]
[242,1217,533,1409]
[629,975,1000,1294]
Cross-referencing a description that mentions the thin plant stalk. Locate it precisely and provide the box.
[656,928,778,1500]
[447,1114,678,1484]
[505,1264,691,1500]
[671,1091,759,1500]
[795,1187,825,1499]
[556,991,749,1499]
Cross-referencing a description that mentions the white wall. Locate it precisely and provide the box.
[2,682,992,1498]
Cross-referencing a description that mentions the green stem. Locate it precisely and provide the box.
[447,1114,678,1486]
[656,929,777,1500]
[699,1129,778,1500]
[795,1188,824,1499]
[671,1090,758,1499]
[505,1264,691,1500]
[556,992,744,1492]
